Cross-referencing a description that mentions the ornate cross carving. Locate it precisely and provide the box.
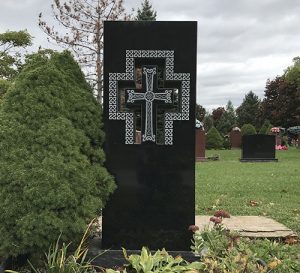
[108,50,191,145]
[126,66,174,143]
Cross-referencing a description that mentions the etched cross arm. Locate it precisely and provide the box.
[127,90,145,103]
[154,90,173,103]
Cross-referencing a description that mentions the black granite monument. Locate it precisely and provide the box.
[240,134,278,162]
[102,21,197,250]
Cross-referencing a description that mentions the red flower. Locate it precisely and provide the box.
[271,127,280,133]
[250,200,258,207]
[188,225,200,232]
[209,216,222,224]
[214,210,230,218]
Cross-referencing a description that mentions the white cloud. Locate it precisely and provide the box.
[1,0,300,109]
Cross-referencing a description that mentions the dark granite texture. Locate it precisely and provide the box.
[88,237,199,269]
[102,21,197,250]
[241,134,278,162]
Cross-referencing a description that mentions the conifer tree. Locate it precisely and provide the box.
[0,50,115,258]
[206,126,223,149]
[136,0,157,21]
[216,100,237,135]
[236,91,261,128]
[259,120,273,134]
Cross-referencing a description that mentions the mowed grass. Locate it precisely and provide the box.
[196,147,300,235]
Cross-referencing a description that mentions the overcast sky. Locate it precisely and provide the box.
[1,0,300,110]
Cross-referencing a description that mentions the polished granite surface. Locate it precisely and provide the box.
[102,21,197,250]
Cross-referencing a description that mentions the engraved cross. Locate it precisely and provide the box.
[126,66,174,143]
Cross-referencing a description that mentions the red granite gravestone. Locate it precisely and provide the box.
[230,129,242,148]
[195,129,205,161]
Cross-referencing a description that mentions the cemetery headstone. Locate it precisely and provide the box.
[240,134,278,162]
[195,127,205,161]
[102,21,197,250]
[230,127,242,148]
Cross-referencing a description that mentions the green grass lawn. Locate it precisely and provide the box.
[196,147,300,235]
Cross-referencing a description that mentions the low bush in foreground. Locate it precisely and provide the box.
[108,225,299,272]
[191,227,299,272]
[7,212,299,273]
[107,248,203,273]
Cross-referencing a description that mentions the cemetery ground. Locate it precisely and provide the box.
[196,147,300,235]
[196,147,300,261]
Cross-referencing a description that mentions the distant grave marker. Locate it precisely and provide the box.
[230,127,242,148]
[195,127,205,161]
[240,134,278,162]
[102,21,197,250]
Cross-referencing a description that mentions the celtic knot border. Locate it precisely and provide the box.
[108,50,190,145]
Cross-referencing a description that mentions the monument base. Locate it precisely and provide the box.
[88,237,198,268]
[240,158,278,162]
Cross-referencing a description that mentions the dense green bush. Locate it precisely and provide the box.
[206,127,224,149]
[0,79,10,98]
[241,123,257,136]
[0,50,115,259]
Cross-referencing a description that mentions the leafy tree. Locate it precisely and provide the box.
[0,30,32,80]
[203,114,213,132]
[206,126,223,149]
[0,50,115,259]
[39,0,131,103]
[196,104,206,121]
[259,120,272,134]
[136,0,157,21]
[212,107,225,128]
[284,57,300,124]
[241,123,256,136]
[285,57,300,86]
[236,91,261,128]
[0,30,32,102]
[261,76,300,128]
[216,100,237,135]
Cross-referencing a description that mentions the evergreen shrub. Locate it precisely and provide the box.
[206,127,223,149]
[241,124,257,136]
[0,51,115,259]
[259,120,273,134]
